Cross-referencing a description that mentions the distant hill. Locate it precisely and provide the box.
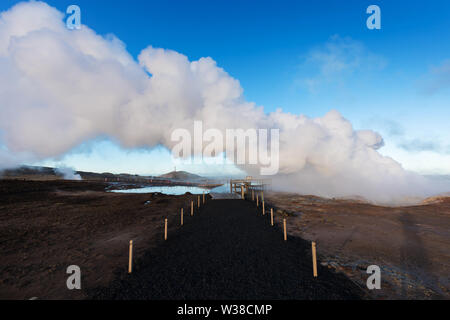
[158,171,203,181]
[1,166,210,184]
[1,166,83,180]
[1,166,56,177]
[0,166,144,182]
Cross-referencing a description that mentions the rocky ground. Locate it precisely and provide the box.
[1,179,448,300]
[0,179,204,299]
[263,192,450,299]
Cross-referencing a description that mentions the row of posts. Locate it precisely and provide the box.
[128,192,207,274]
[248,187,318,278]
[128,188,318,278]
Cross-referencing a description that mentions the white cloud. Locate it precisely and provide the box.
[422,59,450,94]
[55,166,81,180]
[300,35,386,92]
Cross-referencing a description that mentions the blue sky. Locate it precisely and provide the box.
[1,0,449,176]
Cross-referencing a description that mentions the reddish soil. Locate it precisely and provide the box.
[0,180,204,299]
[1,179,448,300]
[263,192,450,299]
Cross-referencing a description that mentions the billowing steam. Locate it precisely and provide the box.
[0,1,448,203]
[55,167,81,180]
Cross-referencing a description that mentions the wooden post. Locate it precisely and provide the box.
[198,195,200,208]
[181,208,184,226]
[191,201,193,216]
[164,218,168,240]
[256,194,259,207]
[128,240,133,274]
[283,218,287,241]
[312,242,318,277]
[262,201,265,215]
[241,186,244,199]
[271,208,274,226]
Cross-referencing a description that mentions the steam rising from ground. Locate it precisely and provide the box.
[0,1,448,203]
[55,167,81,180]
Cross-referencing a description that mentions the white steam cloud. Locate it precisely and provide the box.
[55,166,81,180]
[0,1,448,203]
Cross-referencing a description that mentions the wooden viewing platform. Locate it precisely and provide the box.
[230,177,271,199]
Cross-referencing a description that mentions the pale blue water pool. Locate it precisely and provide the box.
[110,183,230,195]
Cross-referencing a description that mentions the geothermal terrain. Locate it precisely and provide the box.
[0,169,449,300]
[264,192,450,299]
[0,179,204,299]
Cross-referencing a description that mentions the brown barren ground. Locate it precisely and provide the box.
[1,179,448,300]
[264,192,450,299]
[0,180,203,299]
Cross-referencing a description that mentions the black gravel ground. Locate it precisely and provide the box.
[89,199,363,300]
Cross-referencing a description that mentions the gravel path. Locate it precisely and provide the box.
[89,199,362,299]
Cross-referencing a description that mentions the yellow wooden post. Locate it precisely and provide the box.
[191,201,193,216]
[241,186,244,199]
[312,242,318,277]
[164,218,168,240]
[256,194,259,207]
[262,201,265,215]
[203,192,205,204]
[283,218,287,241]
[271,208,274,226]
[128,240,133,274]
